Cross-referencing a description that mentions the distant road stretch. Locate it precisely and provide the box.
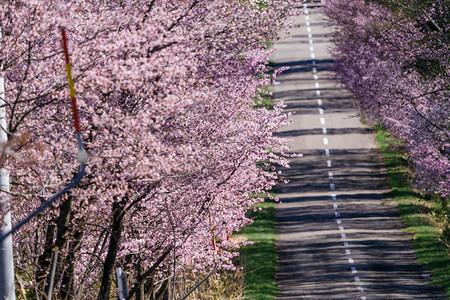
[272,2,447,299]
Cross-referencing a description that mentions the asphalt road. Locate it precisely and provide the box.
[272,2,447,299]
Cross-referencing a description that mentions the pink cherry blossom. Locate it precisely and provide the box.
[1,0,300,298]
[324,0,449,198]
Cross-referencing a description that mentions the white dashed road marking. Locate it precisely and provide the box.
[304,7,367,297]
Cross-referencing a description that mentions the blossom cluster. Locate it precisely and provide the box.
[1,0,299,298]
[324,0,449,197]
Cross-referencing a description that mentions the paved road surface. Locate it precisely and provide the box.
[272,2,447,299]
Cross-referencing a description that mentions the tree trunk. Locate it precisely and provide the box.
[156,278,170,300]
[126,248,171,299]
[60,223,83,300]
[136,264,146,300]
[97,200,125,300]
[36,222,56,295]
[45,197,73,297]
[144,276,155,299]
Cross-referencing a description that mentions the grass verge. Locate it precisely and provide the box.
[239,199,278,299]
[375,123,450,296]
[239,61,279,299]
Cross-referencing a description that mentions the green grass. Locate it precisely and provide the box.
[238,58,278,299]
[375,123,450,296]
[239,199,278,299]
[253,85,273,109]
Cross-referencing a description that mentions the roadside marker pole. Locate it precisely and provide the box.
[0,27,87,300]
[0,26,16,300]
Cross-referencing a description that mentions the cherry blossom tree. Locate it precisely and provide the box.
[324,0,449,198]
[1,0,298,298]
